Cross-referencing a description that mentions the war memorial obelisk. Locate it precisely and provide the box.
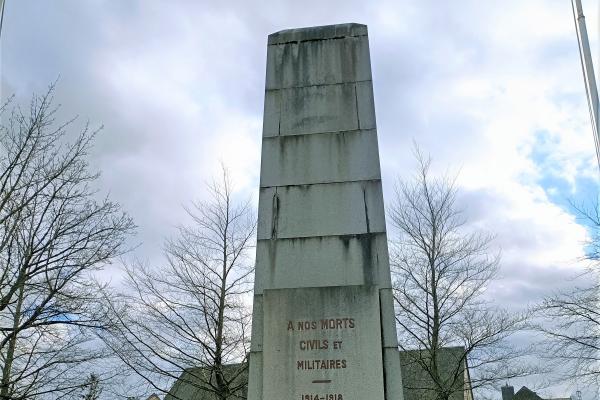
[248,23,403,400]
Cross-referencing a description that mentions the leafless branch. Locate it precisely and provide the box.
[0,85,135,399]
[101,167,255,400]
[390,148,537,400]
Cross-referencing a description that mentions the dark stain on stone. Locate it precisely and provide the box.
[359,233,374,286]
[267,240,277,287]
[278,135,290,165]
[339,234,353,250]
[337,233,376,286]
[271,189,279,239]
[274,36,349,46]
[354,82,361,129]
[362,186,370,233]
[379,287,390,399]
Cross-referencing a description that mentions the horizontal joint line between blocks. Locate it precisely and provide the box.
[262,128,376,140]
[266,80,372,91]
[260,178,382,189]
[256,232,387,242]
[264,127,377,137]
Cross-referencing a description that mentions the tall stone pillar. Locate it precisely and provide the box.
[248,23,403,400]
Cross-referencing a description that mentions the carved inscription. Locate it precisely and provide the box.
[262,286,385,400]
[286,318,355,399]
[301,395,343,400]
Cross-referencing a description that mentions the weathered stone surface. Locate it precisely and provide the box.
[250,295,263,351]
[356,80,377,130]
[260,129,381,187]
[379,288,399,347]
[247,352,262,400]
[262,90,281,137]
[257,181,386,240]
[254,233,392,294]
[250,23,403,400]
[263,81,376,137]
[262,286,385,400]
[270,83,359,136]
[266,35,371,89]
[383,347,405,399]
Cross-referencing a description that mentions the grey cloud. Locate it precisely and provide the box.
[2,1,597,395]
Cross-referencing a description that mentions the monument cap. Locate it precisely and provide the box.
[268,23,367,45]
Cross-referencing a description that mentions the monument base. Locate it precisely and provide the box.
[263,286,385,400]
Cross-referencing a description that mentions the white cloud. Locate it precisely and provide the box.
[3,0,599,396]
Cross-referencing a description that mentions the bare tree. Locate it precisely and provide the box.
[389,150,534,400]
[79,375,102,400]
[0,86,135,399]
[537,284,599,385]
[103,169,255,400]
[536,199,600,386]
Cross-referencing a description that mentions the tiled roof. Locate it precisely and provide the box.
[513,386,544,400]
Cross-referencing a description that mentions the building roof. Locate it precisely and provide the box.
[400,346,473,400]
[513,386,545,400]
[502,385,572,400]
[165,347,473,400]
[165,364,247,400]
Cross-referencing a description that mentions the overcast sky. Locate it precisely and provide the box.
[2,1,600,398]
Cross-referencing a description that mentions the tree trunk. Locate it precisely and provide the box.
[215,206,229,400]
[0,282,24,399]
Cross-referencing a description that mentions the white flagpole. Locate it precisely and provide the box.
[572,0,600,171]
[0,0,4,39]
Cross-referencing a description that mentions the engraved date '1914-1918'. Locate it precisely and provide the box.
[301,394,343,400]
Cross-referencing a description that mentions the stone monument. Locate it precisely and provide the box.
[248,23,403,400]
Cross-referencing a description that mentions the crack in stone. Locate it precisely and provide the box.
[354,82,361,129]
[271,189,279,239]
[362,186,370,233]
[268,34,368,46]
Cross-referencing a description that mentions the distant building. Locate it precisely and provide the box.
[501,384,571,400]
[166,364,247,400]
[400,346,473,400]
[166,347,473,400]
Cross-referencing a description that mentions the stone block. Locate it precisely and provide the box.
[262,285,385,400]
[247,351,263,400]
[254,233,391,293]
[257,181,386,240]
[250,294,263,351]
[260,129,380,187]
[356,80,377,130]
[266,35,372,89]
[262,89,281,137]
[383,347,405,400]
[379,288,399,348]
[256,187,276,240]
[271,83,358,136]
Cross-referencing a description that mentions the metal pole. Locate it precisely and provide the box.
[572,0,600,171]
[0,0,5,104]
[0,0,5,39]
